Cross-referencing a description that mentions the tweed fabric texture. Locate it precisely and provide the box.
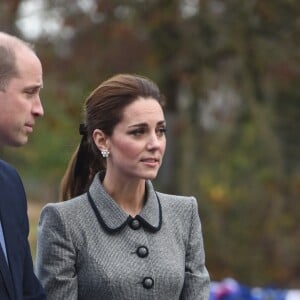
[36,173,210,300]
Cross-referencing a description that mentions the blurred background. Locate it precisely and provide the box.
[1,0,299,290]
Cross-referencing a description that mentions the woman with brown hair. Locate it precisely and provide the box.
[36,74,210,300]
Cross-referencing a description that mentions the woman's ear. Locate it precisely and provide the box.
[93,129,109,151]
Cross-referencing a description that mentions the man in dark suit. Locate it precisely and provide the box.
[0,32,46,299]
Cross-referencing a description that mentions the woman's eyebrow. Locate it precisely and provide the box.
[128,120,166,128]
[128,123,147,128]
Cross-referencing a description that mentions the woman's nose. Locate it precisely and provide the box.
[147,133,160,149]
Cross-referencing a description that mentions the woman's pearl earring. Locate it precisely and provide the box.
[101,149,110,158]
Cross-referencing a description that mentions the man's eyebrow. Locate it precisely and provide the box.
[24,84,43,90]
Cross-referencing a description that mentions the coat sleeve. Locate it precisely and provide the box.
[180,197,210,300]
[23,239,47,300]
[35,204,78,300]
[9,166,46,300]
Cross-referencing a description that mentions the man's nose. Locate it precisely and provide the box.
[32,96,44,117]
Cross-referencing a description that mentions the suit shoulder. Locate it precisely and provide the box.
[0,159,24,195]
[0,159,18,177]
[156,191,198,211]
[156,191,197,203]
[41,194,89,217]
[39,194,92,239]
[0,159,12,169]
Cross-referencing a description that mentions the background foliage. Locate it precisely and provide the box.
[1,0,300,287]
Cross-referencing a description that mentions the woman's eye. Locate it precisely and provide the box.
[130,128,145,136]
[157,127,167,136]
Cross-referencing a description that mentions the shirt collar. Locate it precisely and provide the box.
[87,173,162,234]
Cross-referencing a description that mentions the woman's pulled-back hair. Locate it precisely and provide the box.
[60,74,164,201]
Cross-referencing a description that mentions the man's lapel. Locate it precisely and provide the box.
[0,196,16,300]
[0,244,15,300]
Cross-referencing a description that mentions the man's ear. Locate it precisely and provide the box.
[93,129,109,151]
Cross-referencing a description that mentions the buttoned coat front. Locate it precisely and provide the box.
[36,173,210,300]
[0,159,46,300]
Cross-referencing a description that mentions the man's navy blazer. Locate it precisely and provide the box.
[0,159,46,300]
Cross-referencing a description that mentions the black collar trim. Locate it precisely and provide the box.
[87,191,162,234]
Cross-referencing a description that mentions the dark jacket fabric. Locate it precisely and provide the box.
[0,159,46,300]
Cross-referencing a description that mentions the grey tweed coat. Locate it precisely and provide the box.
[35,173,210,300]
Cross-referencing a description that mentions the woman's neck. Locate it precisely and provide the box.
[102,172,146,217]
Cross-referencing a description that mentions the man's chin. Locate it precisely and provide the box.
[11,136,29,147]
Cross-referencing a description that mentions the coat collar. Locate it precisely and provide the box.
[87,173,162,234]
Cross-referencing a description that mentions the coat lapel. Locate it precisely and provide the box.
[0,189,16,300]
[0,232,15,300]
[88,173,162,233]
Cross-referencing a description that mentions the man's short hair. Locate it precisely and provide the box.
[0,32,35,91]
[0,44,18,91]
